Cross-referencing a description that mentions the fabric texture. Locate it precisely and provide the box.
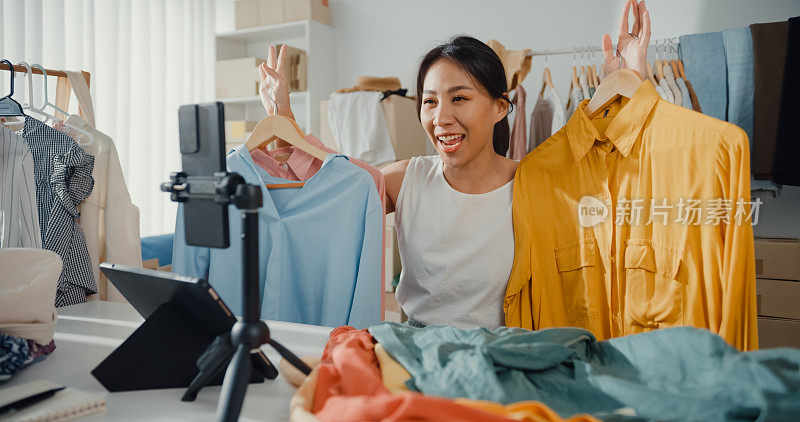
[509,85,528,160]
[578,71,590,100]
[529,85,565,151]
[395,155,513,330]
[722,27,755,143]
[654,84,669,101]
[63,72,142,303]
[657,78,675,104]
[173,147,382,328]
[327,92,396,166]
[0,126,41,248]
[675,78,693,110]
[505,81,757,351]
[772,17,800,186]
[0,248,61,345]
[487,40,532,91]
[566,86,585,119]
[750,21,790,178]
[683,79,703,113]
[662,65,682,106]
[249,133,387,317]
[23,116,96,307]
[679,31,728,120]
[369,322,800,421]
[0,334,29,382]
[291,326,586,422]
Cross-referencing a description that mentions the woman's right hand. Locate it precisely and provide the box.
[259,44,295,121]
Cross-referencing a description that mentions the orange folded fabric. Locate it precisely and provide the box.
[308,326,594,422]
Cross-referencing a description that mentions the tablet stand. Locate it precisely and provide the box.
[162,172,312,422]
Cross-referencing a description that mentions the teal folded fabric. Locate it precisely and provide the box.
[368,322,800,421]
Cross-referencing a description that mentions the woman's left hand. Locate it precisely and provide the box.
[602,0,651,79]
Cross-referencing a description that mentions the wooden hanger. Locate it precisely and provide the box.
[587,66,595,89]
[585,69,643,118]
[677,60,687,80]
[246,115,327,189]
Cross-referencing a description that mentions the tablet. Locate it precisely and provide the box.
[94,263,277,392]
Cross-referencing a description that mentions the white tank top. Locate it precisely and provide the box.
[394,155,514,329]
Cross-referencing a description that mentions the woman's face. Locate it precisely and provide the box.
[420,59,508,168]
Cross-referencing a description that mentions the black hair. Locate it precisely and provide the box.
[415,35,512,156]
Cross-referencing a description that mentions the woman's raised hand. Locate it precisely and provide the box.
[259,44,295,120]
[602,0,651,80]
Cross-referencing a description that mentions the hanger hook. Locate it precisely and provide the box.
[573,48,576,66]
[1,60,15,98]
[16,61,35,110]
[31,64,51,112]
[545,50,549,67]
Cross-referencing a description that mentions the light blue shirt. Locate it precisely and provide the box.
[172,144,382,328]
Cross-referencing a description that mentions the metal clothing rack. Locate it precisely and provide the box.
[0,62,91,120]
[525,37,681,57]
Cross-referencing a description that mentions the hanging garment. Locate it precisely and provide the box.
[486,40,532,91]
[529,85,565,151]
[722,27,755,142]
[508,85,528,160]
[750,21,790,179]
[772,16,800,187]
[250,133,387,318]
[653,83,669,101]
[23,116,96,307]
[566,85,585,118]
[505,81,757,351]
[675,77,693,110]
[578,71,590,100]
[327,92,396,166]
[0,248,61,345]
[662,64,683,106]
[657,75,675,104]
[394,155,513,330]
[0,127,41,248]
[173,147,382,328]
[369,322,800,421]
[679,31,728,120]
[62,71,142,302]
[683,78,703,112]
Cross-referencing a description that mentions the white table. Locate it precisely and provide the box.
[3,301,333,421]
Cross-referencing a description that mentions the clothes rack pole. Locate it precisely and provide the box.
[525,37,680,56]
[0,62,91,120]
[0,62,90,88]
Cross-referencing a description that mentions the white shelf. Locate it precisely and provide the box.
[216,20,308,43]
[218,91,308,105]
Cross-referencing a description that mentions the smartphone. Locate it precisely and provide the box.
[178,102,230,249]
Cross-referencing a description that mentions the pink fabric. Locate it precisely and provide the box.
[250,135,387,318]
[509,85,528,160]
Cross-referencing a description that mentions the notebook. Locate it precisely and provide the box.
[0,380,106,421]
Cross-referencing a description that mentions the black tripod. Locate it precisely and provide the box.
[162,171,312,421]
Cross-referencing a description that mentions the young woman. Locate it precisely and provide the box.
[259,1,651,329]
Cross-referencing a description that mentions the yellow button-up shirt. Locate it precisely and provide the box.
[505,81,757,351]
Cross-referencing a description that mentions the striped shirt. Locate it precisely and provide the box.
[0,126,41,248]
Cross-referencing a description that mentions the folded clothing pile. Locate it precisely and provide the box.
[289,322,800,421]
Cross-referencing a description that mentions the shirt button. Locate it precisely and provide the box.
[613,316,620,323]
[610,256,616,264]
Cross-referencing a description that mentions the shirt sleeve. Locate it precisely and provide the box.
[172,203,211,280]
[504,165,534,330]
[717,126,758,351]
[347,194,383,329]
[17,148,42,249]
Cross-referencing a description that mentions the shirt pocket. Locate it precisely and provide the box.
[554,238,602,322]
[623,239,683,328]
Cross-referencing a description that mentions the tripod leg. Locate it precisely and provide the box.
[269,339,312,375]
[182,335,235,402]
[216,344,252,422]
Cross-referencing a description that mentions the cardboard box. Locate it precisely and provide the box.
[234,0,260,29]
[216,57,266,98]
[235,0,284,29]
[758,316,800,349]
[225,120,258,140]
[274,44,307,92]
[284,0,330,25]
[756,278,800,319]
[320,95,429,162]
[755,237,800,281]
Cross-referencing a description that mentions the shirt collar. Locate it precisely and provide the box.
[247,134,335,181]
[565,80,660,162]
